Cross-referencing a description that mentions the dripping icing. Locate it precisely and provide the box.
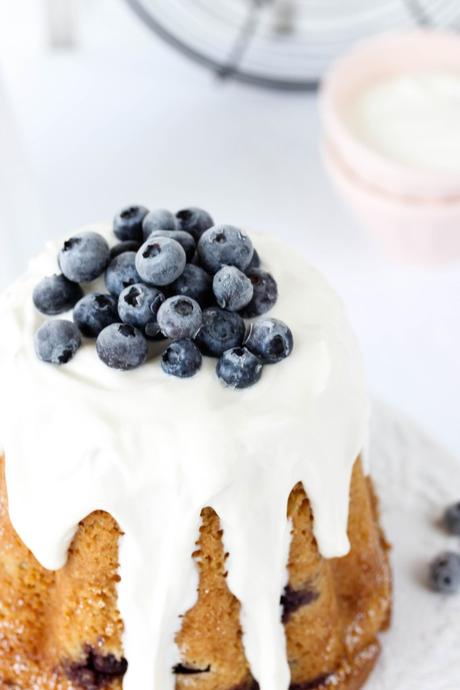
[0,225,368,690]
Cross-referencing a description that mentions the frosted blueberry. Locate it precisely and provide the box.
[195,307,245,357]
[33,274,83,315]
[96,323,148,370]
[212,266,253,312]
[113,205,149,242]
[73,293,119,338]
[35,320,81,365]
[429,552,460,594]
[59,232,110,283]
[216,347,262,389]
[105,252,141,296]
[197,225,253,274]
[142,208,176,241]
[161,339,202,378]
[157,296,202,339]
[169,264,213,307]
[245,318,293,363]
[118,283,165,339]
[175,207,214,241]
[135,237,186,286]
[240,268,278,318]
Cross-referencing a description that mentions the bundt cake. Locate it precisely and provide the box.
[0,218,391,690]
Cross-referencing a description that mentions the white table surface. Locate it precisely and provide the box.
[0,0,459,460]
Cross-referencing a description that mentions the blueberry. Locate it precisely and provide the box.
[73,293,119,338]
[195,307,245,357]
[217,347,262,389]
[161,339,202,378]
[135,237,186,286]
[118,283,165,339]
[246,249,261,271]
[240,269,278,318]
[175,207,214,241]
[113,205,149,242]
[197,225,253,274]
[444,502,460,536]
[148,230,196,262]
[245,318,293,363]
[429,552,460,594]
[96,323,148,370]
[142,208,176,241]
[110,240,142,260]
[33,274,83,315]
[212,266,253,312]
[169,264,213,307]
[157,296,202,339]
[34,320,81,365]
[59,232,110,283]
[105,252,141,296]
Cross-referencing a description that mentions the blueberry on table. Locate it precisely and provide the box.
[217,347,262,389]
[135,237,186,286]
[175,207,214,240]
[245,318,293,363]
[195,307,245,357]
[161,339,202,378]
[157,296,202,339]
[105,252,141,296]
[142,208,176,241]
[197,225,253,274]
[59,232,110,283]
[148,230,196,262]
[240,268,278,318]
[96,323,148,370]
[213,266,253,312]
[33,274,83,315]
[113,205,149,242]
[444,502,460,536]
[35,320,81,365]
[169,264,213,308]
[118,283,165,339]
[73,293,119,338]
[109,240,142,260]
[429,552,460,594]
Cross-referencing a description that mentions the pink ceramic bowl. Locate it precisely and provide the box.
[320,30,460,263]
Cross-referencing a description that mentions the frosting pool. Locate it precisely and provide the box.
[0,225,368,690]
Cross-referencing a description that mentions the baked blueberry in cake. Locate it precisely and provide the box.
[0,206,391,690]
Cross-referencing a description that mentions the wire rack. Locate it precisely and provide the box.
[126,0,459,90]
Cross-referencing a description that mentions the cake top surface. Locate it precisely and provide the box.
[0,222,368,690]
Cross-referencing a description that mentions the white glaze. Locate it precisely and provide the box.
[348,71,460,175]
[0,224,368,690]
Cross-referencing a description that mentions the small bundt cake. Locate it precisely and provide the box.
[0,220,391,690]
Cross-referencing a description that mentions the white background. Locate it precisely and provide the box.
[0,0,459,459]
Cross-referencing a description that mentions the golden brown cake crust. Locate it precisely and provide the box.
[0,456,391,690]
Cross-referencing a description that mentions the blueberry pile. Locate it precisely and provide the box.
[428,501,460,594]
[33,206,293,388]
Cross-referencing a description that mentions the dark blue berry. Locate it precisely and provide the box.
[246,249,261,271]
[175,207,213,241]
[142,209,176,241]
[33,274,83,315]
[118,283,165,339]
[429,552,460,593]
[217,347,262,389]
[105,252,141,296]
[195,307,245,357]
[73,293,119,338]
[240,269,278,318]
[169,264,213,307]
[212,266,253,312]
[135,237,186,286]
[59,232,110,283]
[148,230,196,262]
[245,318,293,363]
[161,339,202,378]
[197,225,253,274]
[35,320,81,365]
[96,323,148,370]
[157,296,202,339]
[110,240,141,260]
[444,502,460,536]
[113,205,149,242]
